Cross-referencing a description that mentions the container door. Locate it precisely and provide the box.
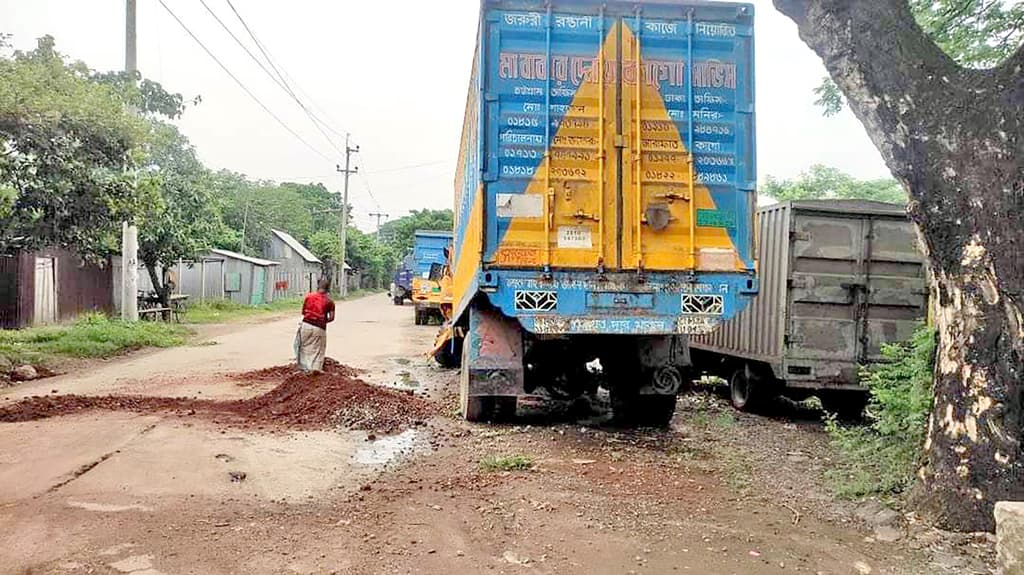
[486,8,754,273]
[861,218,928,362]
[34,257,57,325]
[486,10,618,270]
[620,12,754,273]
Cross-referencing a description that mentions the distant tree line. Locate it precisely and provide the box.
[0,35,451,301]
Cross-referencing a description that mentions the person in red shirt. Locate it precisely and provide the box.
[295,278,335,372]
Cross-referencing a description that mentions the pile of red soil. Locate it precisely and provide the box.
[228,358,363,382]
[0,361,434,434]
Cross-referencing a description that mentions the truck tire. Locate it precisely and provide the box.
[729,366,771,413]
[434,337,461,369]
[393,295,404,306]
[414,308,425,325]
[819,391,869,420]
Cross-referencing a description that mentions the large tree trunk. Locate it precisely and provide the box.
[774,0,1024,531]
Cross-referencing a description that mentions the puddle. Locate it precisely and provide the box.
[352,429,420,466]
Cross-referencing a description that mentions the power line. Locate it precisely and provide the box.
[197,0,289,95]
[155,0,333,161]
[222,0,348,157]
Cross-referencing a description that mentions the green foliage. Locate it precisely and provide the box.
[212,172,340,256]
[184,297,302,324]
[0,313,188,365]
[0,36,148,255]
[480,454,533,472]
[91,70,186,119]
[763,165,907,204]
[309,230,343,265]
[379,209,454,258]
[816,0,1024,115]
[347,228,397,287]
[137,121,226,296]
[826,327,937,498]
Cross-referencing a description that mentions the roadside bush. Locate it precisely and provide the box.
[825,326,936,499]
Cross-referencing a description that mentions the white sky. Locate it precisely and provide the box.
[1,0,890,231]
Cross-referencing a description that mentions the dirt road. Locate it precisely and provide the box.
[0,295,993,574]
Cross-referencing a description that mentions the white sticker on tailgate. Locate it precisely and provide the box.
[496,193,543,218]
[558,226,592,249]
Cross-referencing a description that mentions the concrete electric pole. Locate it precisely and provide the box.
[121,0,139,322]
[369,212,389,242]
[336,135,359,298]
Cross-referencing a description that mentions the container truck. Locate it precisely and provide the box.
[412,230,454,325]
[444,0,758,424]
[389,254,416,305]
[690,200,928,416]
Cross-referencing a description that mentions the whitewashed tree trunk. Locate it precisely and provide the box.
[774,0,1024,531]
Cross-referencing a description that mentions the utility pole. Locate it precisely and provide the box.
[368,212,389,242]
[121,0,139,321]
[336,135,359,297]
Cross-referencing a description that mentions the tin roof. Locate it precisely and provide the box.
[271,229,322,264]
[209,249,278,267]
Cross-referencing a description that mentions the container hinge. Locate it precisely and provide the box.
[613,135,626,149]
[784,334,804,345]
[790,231,811,242]
[788,276,808,289]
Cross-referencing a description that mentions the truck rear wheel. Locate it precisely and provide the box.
[393,295,404,306]
[729,366,770,413]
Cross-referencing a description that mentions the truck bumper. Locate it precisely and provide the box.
[478,270,757,336]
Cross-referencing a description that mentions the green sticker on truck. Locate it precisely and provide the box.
[697,209,736,229]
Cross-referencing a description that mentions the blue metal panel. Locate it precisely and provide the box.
[413,231,453,276]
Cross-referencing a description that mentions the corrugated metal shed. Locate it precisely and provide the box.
[265,230,324,298]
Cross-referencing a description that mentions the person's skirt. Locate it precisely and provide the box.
[294,322,327,372]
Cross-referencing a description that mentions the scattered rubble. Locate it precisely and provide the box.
[0,360,435,434]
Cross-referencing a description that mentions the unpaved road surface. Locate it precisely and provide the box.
[0,294,994,574]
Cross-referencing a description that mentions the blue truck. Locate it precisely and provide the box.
[389,254,416,306]
[443,0,759,424]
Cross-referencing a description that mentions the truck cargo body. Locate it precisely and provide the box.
[690,200,927,411]
[412,231,454,324]
[390,254,416,305]
[451,0,758,423]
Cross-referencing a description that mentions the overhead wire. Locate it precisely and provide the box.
[221,0,349,157]
[155,0,333,162]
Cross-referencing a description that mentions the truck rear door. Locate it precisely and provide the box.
[484,5,755,274]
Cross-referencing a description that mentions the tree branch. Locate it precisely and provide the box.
[772,0,977,180]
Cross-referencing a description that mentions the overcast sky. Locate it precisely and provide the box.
[1,0,890,231]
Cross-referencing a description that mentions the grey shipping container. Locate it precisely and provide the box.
[690,199,928,413]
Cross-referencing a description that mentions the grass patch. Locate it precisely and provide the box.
[826,326,936,499]
[184,297,302,324]
[480,454,533,472]
[185,290,383,325]
[0,313,189,367]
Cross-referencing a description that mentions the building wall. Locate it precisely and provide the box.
[266,236,321,298]
[1,249,113,329]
